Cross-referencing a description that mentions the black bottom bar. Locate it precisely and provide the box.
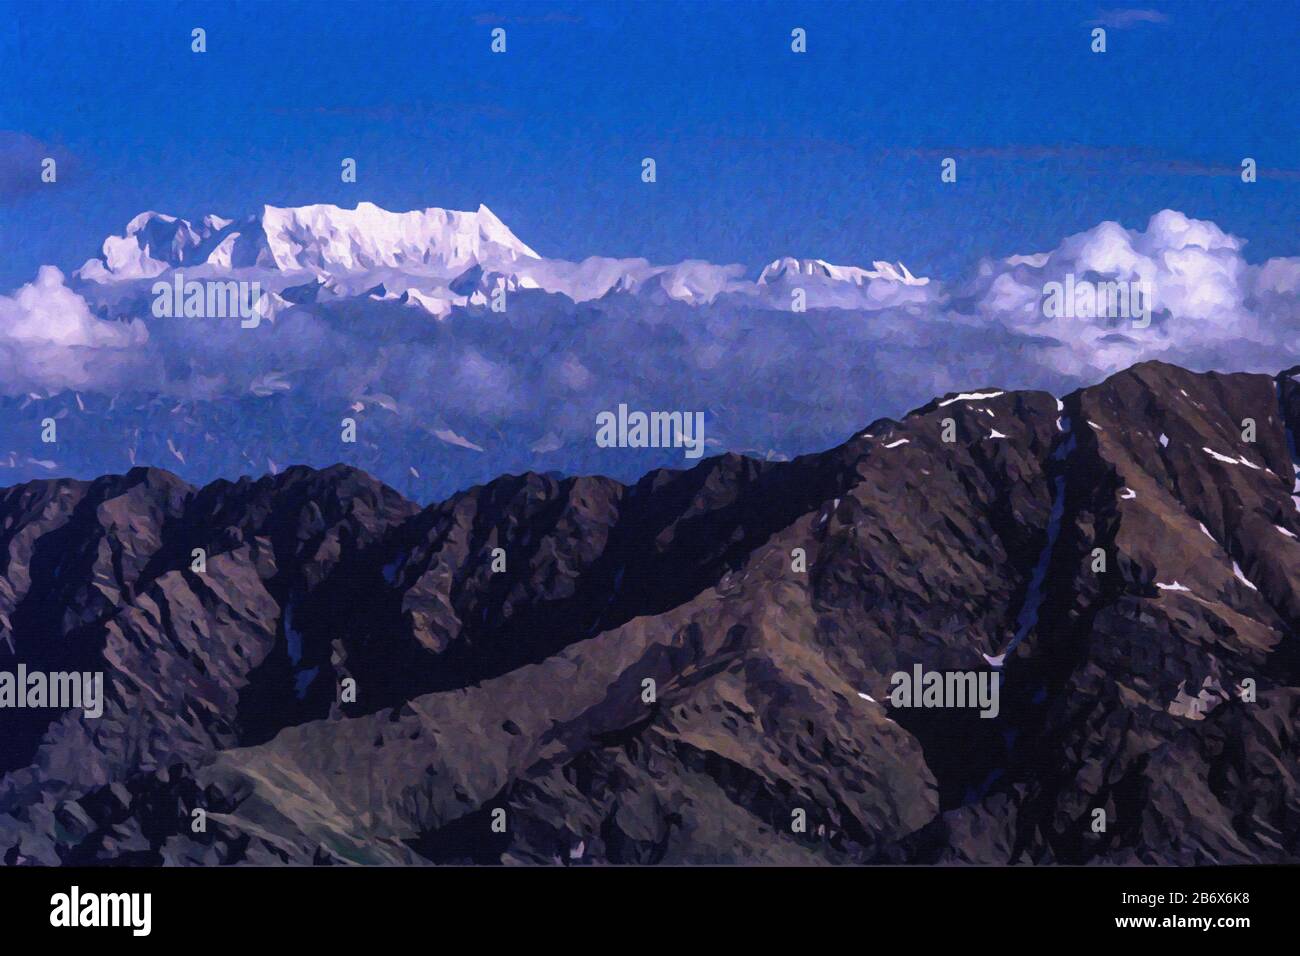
[1,864,1283,941]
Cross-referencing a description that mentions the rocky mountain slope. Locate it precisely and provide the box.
[2,359,1299,865]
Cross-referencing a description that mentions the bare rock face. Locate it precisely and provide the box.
[2,360,1298,866]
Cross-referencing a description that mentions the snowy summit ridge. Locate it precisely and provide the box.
[72,200,931,311]
[77,202,541,282]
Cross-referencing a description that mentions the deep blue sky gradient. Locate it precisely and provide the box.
[1,0,1296,290]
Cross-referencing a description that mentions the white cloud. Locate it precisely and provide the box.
[0,267,148,392]
[964,210,1295,379]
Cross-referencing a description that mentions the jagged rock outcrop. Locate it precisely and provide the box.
[2,361,1298,865]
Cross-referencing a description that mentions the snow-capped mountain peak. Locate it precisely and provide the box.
[77,201,542,282]
[258,201,541,274]
[70,201,933,314]
[82,211,210,281]
[757,256,929,287]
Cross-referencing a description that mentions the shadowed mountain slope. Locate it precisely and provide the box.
[2,361,1298,865]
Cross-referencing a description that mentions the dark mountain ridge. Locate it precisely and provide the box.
[2,360,1299,865]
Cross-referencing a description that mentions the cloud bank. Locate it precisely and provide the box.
[0,267,147,393]
[0,206,1297,498]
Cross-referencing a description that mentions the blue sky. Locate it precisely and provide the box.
[1,0,1296,290]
